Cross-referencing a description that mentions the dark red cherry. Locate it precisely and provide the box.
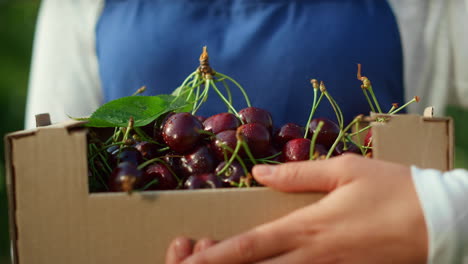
[162,112,204,153]
[215,161,245,186]
[134,141,159,160]
[140,163,178,190]
[334,141,361,156]
[184,173,224,189]
[312,144,329,159]
[180,145,217,177]
[211,130,238,160]
[153,112,176,143]
[237,123,271,158]
[109,162,142,192]
[308,118,340,148]
[274,123,304,148]
[283,138,311,162]
[203,113,241,134]
[238,107,273,131]
[116,147,143,165]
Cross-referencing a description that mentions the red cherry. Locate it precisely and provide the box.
[140,163,178,190]
[274,123,304,148]
[238,107,273,131]
[283,138,311,162]
[162,112,204,153]
[308,118,340,148]
[203,112,241,134]
[237,123,271,158]
[184,173,224,189]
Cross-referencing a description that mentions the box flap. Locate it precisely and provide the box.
[372,114,452,171]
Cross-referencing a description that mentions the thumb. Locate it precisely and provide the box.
[252,155,358,192]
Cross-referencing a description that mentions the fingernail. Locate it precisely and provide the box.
[175,238,192,259]
[253,165,275,178]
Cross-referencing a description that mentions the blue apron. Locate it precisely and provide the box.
[96,0,403,126]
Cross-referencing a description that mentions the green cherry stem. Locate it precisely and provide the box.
[387,103,399,114]
[309,120,324,160]
[326,115,362,159]
[366,84,382,113]
[304,79,319,138]
[216,141,242,176]
[221,79,234,113]
[361,87,376,113]
[320,81,343,129]
[209,79,240,117]
[215,72,251,107]
[389,96,420,115]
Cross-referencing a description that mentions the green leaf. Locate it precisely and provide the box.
[85,95,188,127]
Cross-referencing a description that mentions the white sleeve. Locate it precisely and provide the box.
[387,0,468,116]
[25,0,104,129]
[411,167,468,264]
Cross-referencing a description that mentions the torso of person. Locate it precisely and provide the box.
[96,0,403,126]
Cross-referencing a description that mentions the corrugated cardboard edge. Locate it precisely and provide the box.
[4,120,87,264]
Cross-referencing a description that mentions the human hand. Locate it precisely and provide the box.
[166,154,428,264]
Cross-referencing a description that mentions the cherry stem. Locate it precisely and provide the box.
[221,79,234,114]
[209,79,240,118]
[216,140,242,176]
[304,80,319,138]
[132,86,146,96]
[361,88,376,113]
[186,74,199,102]
[309,120,324,160]
[120,117,134,150]
[304,92,324,138]
[192,80,210,115]
[139,179,159,191]
[215,72,251,107]
[88,144,109,191]
[323,90,344,129]
[178,71,198,92]
[367,85,382,113]
[241,140,258,165]
[389,97,419,115]
[326,116,362,159]
[133,127,165,146]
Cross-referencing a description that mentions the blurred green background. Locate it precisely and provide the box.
[0,1,467,263]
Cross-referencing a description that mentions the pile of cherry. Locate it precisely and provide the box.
[91,105,365,193]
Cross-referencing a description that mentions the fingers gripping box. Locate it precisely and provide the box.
[4,112,452,263]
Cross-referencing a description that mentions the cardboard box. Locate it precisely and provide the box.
[4,113,453,263]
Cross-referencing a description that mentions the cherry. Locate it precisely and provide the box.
[237,123,271,158]
[134,141,159,160]
[184,173,224,189]
[308,118,340,148]
[238,107,273,131]
[180,145,217,177]
[215,161,245,186]
[139,163,178,190]
[211,130,238,160]
[274,123,304,148]
[203,112,241,134]
[115,147,143,165]
[162,112,204,153]
[334,141,361,156]
[364,130,372,147]
[283,138,311,162]
[109,162,142,192]
[153,112,176,142]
